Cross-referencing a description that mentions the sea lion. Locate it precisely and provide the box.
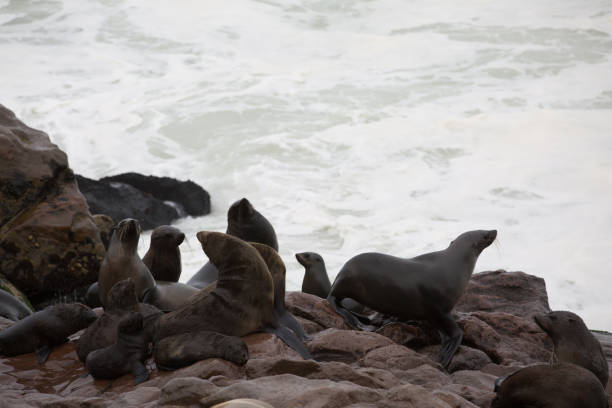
[154,330,249,370]
[86,312,150,384]
[251,243,310,341]
[492,363,607,408]
[0,289,32,321]
[77,278,162,362]
[534,310,608,386]
[98,218,155,308]
[187,198,278,289]
[0,303,97,363]
[142,225,185,282]
[142,281,199,312]
[156,231,311,361]
[211,400,274,408]
[83,282,101,309]
[327,229,497,368]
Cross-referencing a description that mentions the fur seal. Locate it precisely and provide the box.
[0,303,97,363]
[535,310,608,386]
[187,198,278,289]
[154,330,249,370]
[251,243,310,341]
[328,229,497,368]
[98,218,155,308]
[77,278,162,362]
[142,225,185,282]
[142,281,199,312]
[156,231,311,361]
[83,282,101,309]
[0,289,32,321]
[492,363,607,408]
[86,312,150,384]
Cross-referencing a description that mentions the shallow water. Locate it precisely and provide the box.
[2,0,611,328]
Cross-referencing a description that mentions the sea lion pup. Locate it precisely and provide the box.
[491,363,607,408]
[534,310,608,386]
[156,231,311,360]
[98,218,155,307]
[141,281,199,312]
[328,229,497,368]
[154,330,249,370]
[77,278,162,362]
[0,289,32,321]
[142,225,185,282]
[251,243,310,341]
[187,198,278,289]
[0,303,97,363]
[86,312,150,384]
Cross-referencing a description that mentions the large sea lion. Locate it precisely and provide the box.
[0,289,32,321]
[142,281,199,312]
[327,229,497,368]
[535,310,608,386]
[492,363,607,408]
[98,218,155,307]
[77,278,162,362]
[187,198,278,289]
[86,312,150,384]
[154,330,249,370]
[0,303,97,363]
[156,231,311,361]
[251,243,309,341]
[142,225,185,282]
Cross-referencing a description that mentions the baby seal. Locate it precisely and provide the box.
[328,229,497,368]
[142,225,185,282]
[0,303,97,363]
[98,218,155,308]
[86,312,150,384]
[154,330,249,370]
[535,310,608,386]
[296,252,331,298]
[188,198,278,289]
[492,363,607,408]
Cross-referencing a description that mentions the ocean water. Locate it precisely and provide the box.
[2,0,612,329]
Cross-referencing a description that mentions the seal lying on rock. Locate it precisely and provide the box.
[154,330,249,370]
[0,289,32,321]
[188,198,278,289]
[0,303,97,363]
[157,231,311,360]
[535,310,608,386]
[143,225,185,282]
[328,229,497,368]
[86,312,150,384]
[492,363,607,408]
[142,281,199,312]
[98,218,155,307]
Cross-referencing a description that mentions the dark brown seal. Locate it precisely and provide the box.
[492,363,607,408]
[154,330,249,370]
[98,218,155,307]
[187,198,278,289]
[0,303,97,363]
[535,310,608,386]
[296,252,331,298]
[328,229,497,368]
[156,231,311,360]
[77,278,162,362]
[0,289,32,321]
[142,225,185,282]
[86,312,150,384]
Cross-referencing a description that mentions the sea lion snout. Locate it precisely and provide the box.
[295,253,309,266]
[196,231,209,245]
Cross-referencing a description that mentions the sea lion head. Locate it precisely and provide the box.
[295,252,324,268]
[106,278,139,313]
[113,218,141,251]
[228,198,255,221]
[150,225,185,248]
[226,198,279,251]
[449,229,497,256]
[534,310,588,343]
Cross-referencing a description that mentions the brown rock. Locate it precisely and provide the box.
[243,332,303,360]
[160,377,217,406]
[307,328,394,363]
[393,364,451,390]
[92,214,114,249]
[442,383,494,408]
[418,345,492,373]
[0,105,105,305]
[115,387,161,406]
[285,292,351,330]
[432,390,480,408]
[359,344,438,371]
[375,321,439,349]
[386,383,454,407]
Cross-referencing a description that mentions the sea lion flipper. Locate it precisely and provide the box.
[35,343,52,364]
[436,313,463,369]
[278,311,312,342]
[131,361,149,384]
[267,326,313,360]
[327,295,375,331]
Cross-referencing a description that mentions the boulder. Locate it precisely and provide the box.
[0,105,105,307]
[307,328,394,363]
[285,292,352,331]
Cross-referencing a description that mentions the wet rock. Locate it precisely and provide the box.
[307,328,394,363]
[0,105,105,306]
[285,292,352,331]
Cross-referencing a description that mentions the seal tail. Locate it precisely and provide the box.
[266,326,312,360]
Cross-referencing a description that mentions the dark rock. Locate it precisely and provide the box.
[91,214,114,250]
[375,321,440,349]
[0,105,105,305]
[418,345,492,373]
[285,292,352,331]
[307,328,394,363]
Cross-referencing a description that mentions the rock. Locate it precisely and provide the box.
[285,292,352,331]
[92,214,114,249]
[375,321,440,349]
[386,383,456,408]
[432,390,480,408]
[0,105,105,306]
[307,328,394,363]
[392,364,451,390]
[456,270,550,316]
[101,172,211,217]
[418,346,492,373]
[359,344,438,372]
[115,387,161,406]
[0,272,33,311]
[159,377,217,406]
[211,399,275,408]
[243,332,303,360]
